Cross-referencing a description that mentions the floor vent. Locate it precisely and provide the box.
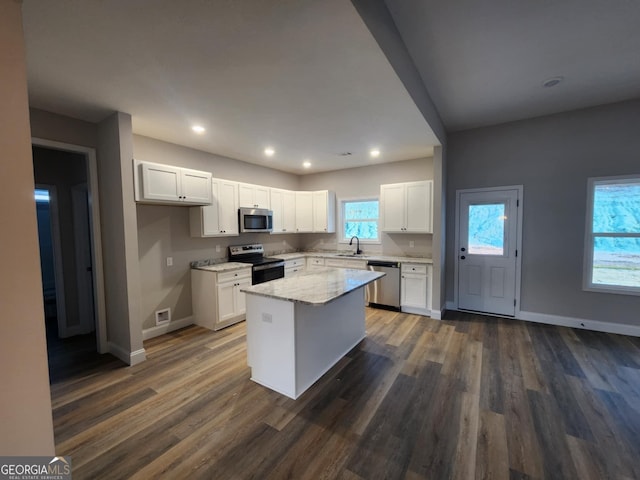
[155,308,171,326]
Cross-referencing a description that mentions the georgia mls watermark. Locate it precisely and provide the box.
[0,456,71,480]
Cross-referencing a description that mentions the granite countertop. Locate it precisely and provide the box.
[240,267,385,305]
[191,262,251,273]
[272,251,433,264]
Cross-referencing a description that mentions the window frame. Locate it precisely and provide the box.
[338,196,381,245]
[583,174,640,296]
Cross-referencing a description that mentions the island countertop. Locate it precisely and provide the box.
[240,267,384,305]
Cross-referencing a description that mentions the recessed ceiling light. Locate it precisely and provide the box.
[370,149,381,158]
[264,147,275,157]
[191,125,206,134]
[303,160,311,169]
[542,76,564,88]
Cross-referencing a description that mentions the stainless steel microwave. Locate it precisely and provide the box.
[239,207,273,233]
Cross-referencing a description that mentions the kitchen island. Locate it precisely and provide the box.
[241,267,384,399]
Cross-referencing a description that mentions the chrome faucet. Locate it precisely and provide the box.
[349,236,362,255]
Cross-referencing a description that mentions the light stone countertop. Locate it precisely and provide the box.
[272,251,433,264]
[240,267,384,305]
[192,262,251,273]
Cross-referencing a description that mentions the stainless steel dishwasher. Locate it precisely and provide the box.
[366,260,400,310]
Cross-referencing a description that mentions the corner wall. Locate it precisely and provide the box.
[0,0,55,455]
[447,100,640,327]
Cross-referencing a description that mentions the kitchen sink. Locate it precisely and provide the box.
[335,253,367,257]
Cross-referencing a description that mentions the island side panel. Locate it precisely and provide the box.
[294,287,367,398]
[245,294,297,398]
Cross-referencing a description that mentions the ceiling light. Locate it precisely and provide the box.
[542,76,564,88]
[303,160,311,169]
[191,125,206,134]
[370,149,381,158]
[264,147,275,157]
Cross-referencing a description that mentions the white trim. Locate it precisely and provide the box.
[32,138,108,354]
[583,175,640,296]
[142,316,195,340]
[453,185,523,317]
[108,342,147,366]
[445,302,640,337]
[518,311,640,337]
[429,307,444,320]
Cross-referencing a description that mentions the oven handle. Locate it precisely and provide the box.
[253,261,285,271]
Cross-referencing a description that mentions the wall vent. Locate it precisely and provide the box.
[155,308,171,326]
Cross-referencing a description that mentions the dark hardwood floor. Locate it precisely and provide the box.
[49,309,640,479]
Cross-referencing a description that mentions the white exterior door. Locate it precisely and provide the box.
[456,187,521,316]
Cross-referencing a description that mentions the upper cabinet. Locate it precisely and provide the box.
[238,183,270,209]
[380,180,433,233]
[190,179,239,237]
[135,160,212,206]
[270,188,296,234]
[295,190,335,233]
[312,190,336,233]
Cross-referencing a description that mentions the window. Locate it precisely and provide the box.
[584,176,640,294]
[467,203,506,256]
[341,198,380,243]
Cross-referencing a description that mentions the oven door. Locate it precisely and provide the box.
[252,262,285,285]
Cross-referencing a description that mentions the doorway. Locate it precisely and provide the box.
[32,139,108,381]
[455,186,522,316]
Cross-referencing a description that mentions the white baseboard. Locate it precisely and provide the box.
[429,307,444,320]
[444,301,640,337]
[108,342,147,365]
[142,315,194,341]
[518,311,640,337]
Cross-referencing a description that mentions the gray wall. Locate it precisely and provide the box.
[133,135,303,330]
[299,157,433,257]
[33,147,87,329]
[30,107,98,148]
[447,99,640,326]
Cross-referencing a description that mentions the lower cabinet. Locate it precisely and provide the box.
[400,263,432,316]
[307,257,325,269]
[284,257,306,277]
[192,267,252,330]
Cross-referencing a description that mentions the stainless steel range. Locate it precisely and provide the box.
[228,244,285,285]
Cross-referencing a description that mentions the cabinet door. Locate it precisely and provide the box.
[180,168,212,204]
[401,273,427,309]
[217,180,239,235]
[405,181,432,233]
[199,181,221,236]
[270,189,285,233]
[312,191,328,232]
[217,281,237,322]
[254,186,271,209]
[141,163,181,202]
[234,278,251,316]
[238,183,255,208]
[381,183,406,232]
[295,192,313,232]
[282,190,296,233]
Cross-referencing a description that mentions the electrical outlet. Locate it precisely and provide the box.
[409,241,415,248]
[166,256,173,266]
[215,245,221,253]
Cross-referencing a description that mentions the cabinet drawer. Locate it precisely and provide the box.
[285,257,305,268]
[308,257,325,266]
[401,263,427,274]
[218,268,251,284]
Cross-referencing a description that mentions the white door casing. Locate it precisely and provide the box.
[455,186,522,317]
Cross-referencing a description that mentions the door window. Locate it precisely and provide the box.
[467,203,506,256]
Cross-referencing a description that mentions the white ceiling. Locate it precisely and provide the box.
[23,1,640,174]
[385,0,640,131]
[21,0,438,175]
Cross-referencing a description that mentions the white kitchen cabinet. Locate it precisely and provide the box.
[270,188,296,234]
[295,192,314,232]
[238,182,270,209]
[284,257,306,276]
[400,263,432,316]
[190,179,239,237]
[380,180,433,233]
[312,190,336,233]
[307,257,325,269]
[192,267,252,330]
[135,160,212,205]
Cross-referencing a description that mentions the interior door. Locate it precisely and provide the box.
[457,188,520,316]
